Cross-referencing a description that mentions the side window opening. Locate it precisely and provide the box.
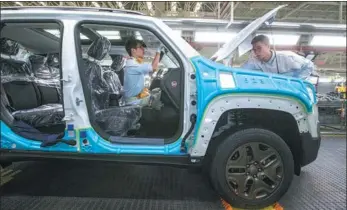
[0,22,65,139]
[76,23,183,142]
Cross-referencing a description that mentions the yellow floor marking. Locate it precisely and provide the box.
[1,169,13,177]
[6,169,21,177]
[221,199,284,210]
[0,169,22,186]
[0,176,14,186]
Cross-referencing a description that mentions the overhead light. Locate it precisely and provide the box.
[308,75,319,85]
[97,30,120,36]
[194,3,202,12]
[44,29,89,40]
[117,2,124,9]
[96,30,121,40]
[146,2,153,10]
[80,35,89,40]
[146,2,154,16]
[135,31,143,40]
[195,31,237,43]
[15,2,23,6]
[318,77,332,83]
[334,77,346,83]
[272,22,300,27]
[44,29,60,37]
[171,2,177,12]
[260,34,300,46]
[46,29,122,40]
[92,1,100,7]
[310,35,346,47]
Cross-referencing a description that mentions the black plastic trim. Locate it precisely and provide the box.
[74,20,185,145]
[0,149,198,167]
[300,130,321,167]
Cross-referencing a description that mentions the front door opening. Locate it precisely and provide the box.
[75,23,184,143]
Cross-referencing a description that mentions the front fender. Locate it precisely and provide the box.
[189,56,318,157]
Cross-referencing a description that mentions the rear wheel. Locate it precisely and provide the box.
[209,128,294,209]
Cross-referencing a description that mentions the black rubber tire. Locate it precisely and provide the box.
[209,128,294,209]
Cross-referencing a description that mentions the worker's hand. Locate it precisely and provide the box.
[156,44,165,53]
[138,88,150,98]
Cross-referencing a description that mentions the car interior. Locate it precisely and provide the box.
[77,24,182,140]
[0,22,183,143]
[1,23,65,138]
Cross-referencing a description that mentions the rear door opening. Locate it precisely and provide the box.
[0,21,66,145]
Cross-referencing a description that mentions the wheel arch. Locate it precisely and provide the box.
[190,94,312,174]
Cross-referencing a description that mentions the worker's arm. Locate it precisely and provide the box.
[125,46,163,74]
[279,53,315,79]
[241,55,262,71]
[151,46,163,71]
[241,60,257,70]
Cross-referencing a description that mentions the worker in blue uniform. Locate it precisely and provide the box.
[123,38,162,106]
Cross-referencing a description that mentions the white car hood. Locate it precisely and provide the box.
[211,5,287,62]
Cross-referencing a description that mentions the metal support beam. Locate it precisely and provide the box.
[106,2,114,9]
[194,2,201,13]
[116,2,124,9]
[92,2,100,8]
[307,2,345,6]
[163,18,347,37]
[220,2,230,19]
[220,2,239,19]
[171,2,177,12]
[340,2,344,23]
[154,2,165,17]
[230,2,234,23]
[225,2,239,29]
[146,2,154,16]
[281,3,306,20]
[14,2,23,6]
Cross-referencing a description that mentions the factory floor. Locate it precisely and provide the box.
[0,136,345,210]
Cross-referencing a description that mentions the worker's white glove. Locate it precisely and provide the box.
[156,44,165,53]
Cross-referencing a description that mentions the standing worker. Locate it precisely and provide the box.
[242,35,315,79]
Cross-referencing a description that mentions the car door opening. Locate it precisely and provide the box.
[75,23,184,143]
[0,22,66,145]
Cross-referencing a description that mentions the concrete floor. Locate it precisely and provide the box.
[0,136,346,210]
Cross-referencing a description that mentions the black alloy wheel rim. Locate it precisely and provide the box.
[225,142,284,200]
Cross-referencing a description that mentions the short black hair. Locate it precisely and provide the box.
[125,38,147,56]
[251,35,270,45]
